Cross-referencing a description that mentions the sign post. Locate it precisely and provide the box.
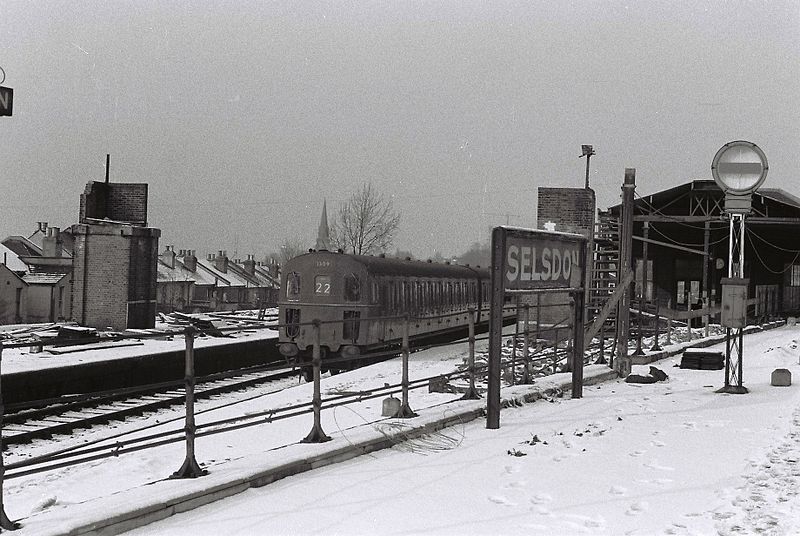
[711,140,768,394]
[487,227,587,429]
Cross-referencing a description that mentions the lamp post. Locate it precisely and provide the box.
[711,140,768,394]
[580,145,595,189]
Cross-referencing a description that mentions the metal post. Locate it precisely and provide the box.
[522,304,530,384]
[597,321,606,364]
[633,295,645,356]
[650,299,662,351]
[552,327,559,374]
[571,291,585,399]
[718,214,748,394]
[462,308,481,400]
[172,327,206,479]
[394,316,417,418]
[0,344,18,531]
[686,291,692,341]
[303,321,331,442]
[666,299,672,346]
[510,300,519,386]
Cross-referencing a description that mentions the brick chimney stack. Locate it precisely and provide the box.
[184,250,197,272]
[244,254,256,275]
[214,250,228,273]
[42,227,63,257]
[162,245,175,269]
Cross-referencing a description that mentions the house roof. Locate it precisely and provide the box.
[2,235,41,257]
[608,179,800,216]
[22,272,68,285]
[0,244,28,272]
[157,260,198,283]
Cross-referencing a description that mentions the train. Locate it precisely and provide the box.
[277,248,514,377]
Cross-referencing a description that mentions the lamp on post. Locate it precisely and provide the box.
[580,145,595,189]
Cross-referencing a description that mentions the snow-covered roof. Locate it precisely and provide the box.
[21,272,68,285]
[0,243,28,272]
[156,260,198,284]
[1,235,41,257]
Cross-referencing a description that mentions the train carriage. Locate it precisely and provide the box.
[278,249,506,375]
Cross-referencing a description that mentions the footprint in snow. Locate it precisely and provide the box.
[625,501,649,516]
[564,514,606,530]
[488,495,516,506]
[629,449,647,457]
[504,465,521,475]
[645,460,676,472]
[609,485,627,496]
[651,440,666,447]
[530,493,553,505]
[503,480,527,490]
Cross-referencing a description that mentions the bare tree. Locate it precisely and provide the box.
[331,183,401,255]
[266,237,307,267]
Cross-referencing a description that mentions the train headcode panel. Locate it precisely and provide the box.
[487,226,588,429]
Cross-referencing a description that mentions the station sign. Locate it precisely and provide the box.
[504,235,583,289]
[486,226,587,429]
[0,86,12,116]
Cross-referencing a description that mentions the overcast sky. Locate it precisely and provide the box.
[1,1,798,259]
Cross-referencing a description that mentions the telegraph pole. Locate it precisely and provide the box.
[615,168,635,378]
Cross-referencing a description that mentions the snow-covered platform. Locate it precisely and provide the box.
[0,328,279,404]
[4,320,797,536]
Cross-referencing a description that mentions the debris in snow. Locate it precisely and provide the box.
[625,366,669,384]
[31,496,58,512]
[507,448,527,457]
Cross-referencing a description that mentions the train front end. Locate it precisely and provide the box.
[277,251,372,369]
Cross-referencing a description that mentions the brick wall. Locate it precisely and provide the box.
[537,188,596,238]
[534,188,596,329]
[71,222,160,330]
[80,182,149,226]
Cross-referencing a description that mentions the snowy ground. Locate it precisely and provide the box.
[3,324,800,535]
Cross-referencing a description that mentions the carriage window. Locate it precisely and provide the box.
[286,272,301,300]
[380,282,389,313]
[315,275,331,295]
[344,274,361,302]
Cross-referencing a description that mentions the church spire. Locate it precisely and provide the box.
[316,200,331,251]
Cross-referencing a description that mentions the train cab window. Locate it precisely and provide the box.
[286,272,301,300]
[314,275,331,295]
[343,310,361,341]
[344,274,361,302]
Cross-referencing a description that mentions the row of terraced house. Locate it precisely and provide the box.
[156,247,280,314]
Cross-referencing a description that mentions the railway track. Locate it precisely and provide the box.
[2,365,298,446]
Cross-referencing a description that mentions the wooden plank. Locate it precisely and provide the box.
[584,269,634,343]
